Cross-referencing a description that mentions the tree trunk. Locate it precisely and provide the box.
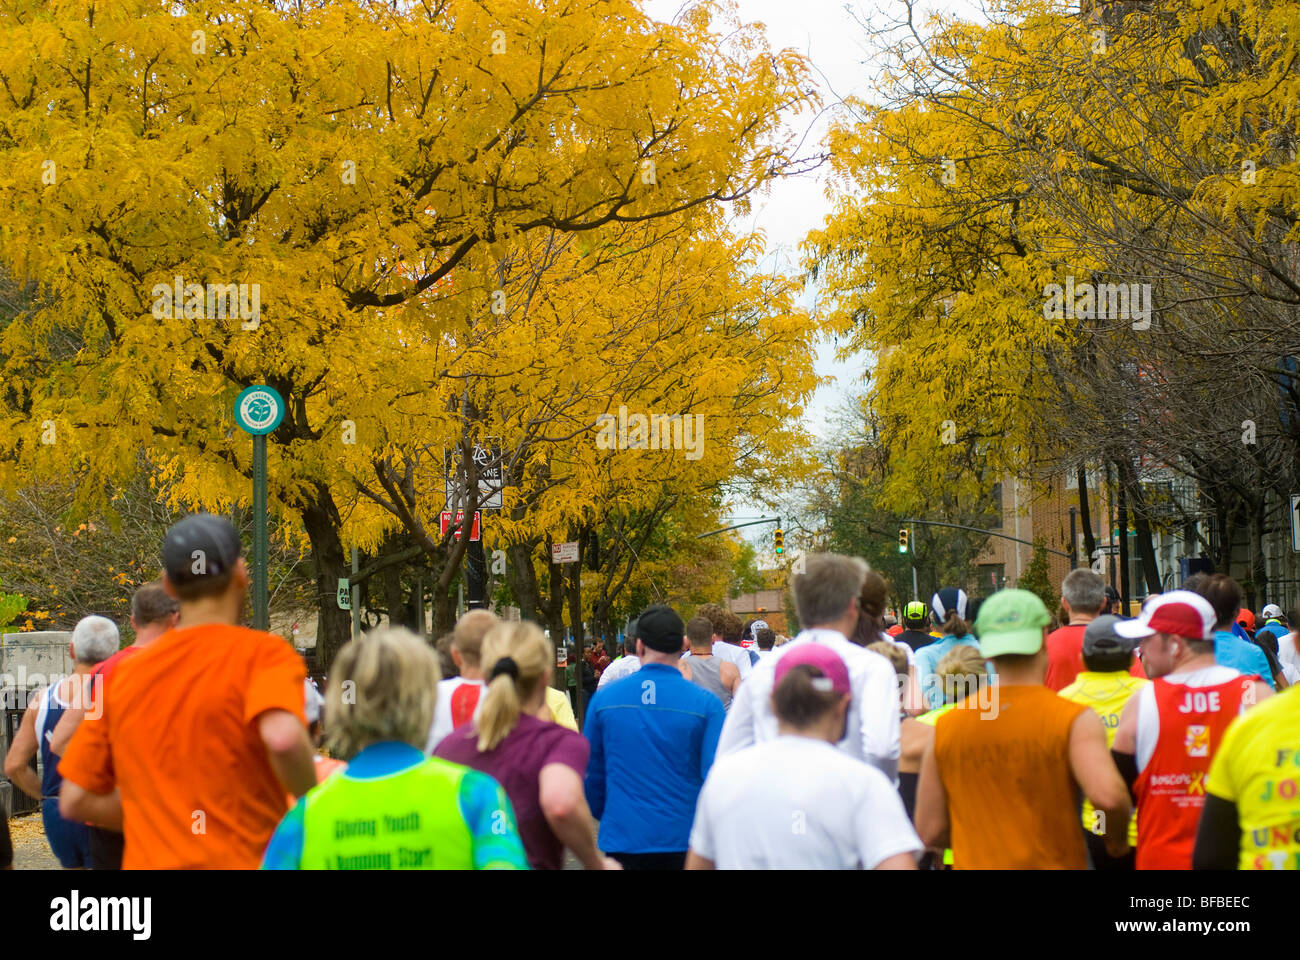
[1077,464,1097,561]
[1117,472,1130,614]
[543,539,566,644]
[433,580,456,636]
[1118,460,1161,596]
[507,539,541,621]
[299,486,352,673]
[1248,500,1268,610]
[566,537,585,649]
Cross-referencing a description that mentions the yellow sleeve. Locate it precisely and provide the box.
[1205,716,1241,803]
[546,687,579,732]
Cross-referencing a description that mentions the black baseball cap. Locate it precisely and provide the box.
[162,514,243,587]
[637,604,685,653]
[1082,614,1137,656]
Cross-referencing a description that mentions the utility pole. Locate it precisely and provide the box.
[911,523,919,601]
[350,547,361,641]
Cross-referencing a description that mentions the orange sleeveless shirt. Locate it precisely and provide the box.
[934,684,1088,869]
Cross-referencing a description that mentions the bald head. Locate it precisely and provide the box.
[452,610,499,668]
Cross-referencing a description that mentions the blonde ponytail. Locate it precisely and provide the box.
[476,621,553,752]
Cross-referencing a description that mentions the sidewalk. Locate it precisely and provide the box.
[9,812,61,869]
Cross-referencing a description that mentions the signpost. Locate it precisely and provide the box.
[232,385,285,631]
[552,540,580,564]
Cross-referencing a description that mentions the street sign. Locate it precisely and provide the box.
[444,442,503,510]
[552,540,579,564]
[440,510,481,542]
[336,578,351,610]
[1291,494,1300,553]
[233,384,285,631]
[233,385,285,435]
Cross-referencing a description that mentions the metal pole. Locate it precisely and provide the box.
[1069,507,1078,570]
[1118,476,1131,615]
[466,539,487,610]
[1107,463,1118,593]
[252,434,269,630]
[415,572,425,639]
[910,523,919,600]
[350,547,361,641]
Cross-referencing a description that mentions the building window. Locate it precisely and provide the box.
[976,563,1005,595]
[988,483,1004,528]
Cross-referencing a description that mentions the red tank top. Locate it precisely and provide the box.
[1134,675,1247,869]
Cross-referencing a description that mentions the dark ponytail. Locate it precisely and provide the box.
[850,570,890,647]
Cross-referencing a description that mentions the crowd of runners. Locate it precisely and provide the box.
[2,511,1299,870]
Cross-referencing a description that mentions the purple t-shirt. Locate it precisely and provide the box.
[434,713,590,869]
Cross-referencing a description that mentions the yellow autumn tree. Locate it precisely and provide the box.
[0,0,820,661]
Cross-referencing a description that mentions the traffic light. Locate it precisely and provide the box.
[899,527,909,554]
[774,528,784,554]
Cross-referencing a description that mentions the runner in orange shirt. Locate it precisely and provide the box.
[59,513,317,869]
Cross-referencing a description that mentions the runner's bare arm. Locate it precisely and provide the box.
[1247,678,1274,706]
[2,700,42,801]
[59,782,123,830]
[913,738,950,850]
[902,667,926,716]
[874,852,918,870]
[684,850,715,870]
[538,762,616,870]
[1068,708,1131,857]
[722,661,739,696]
[258,709,317,798]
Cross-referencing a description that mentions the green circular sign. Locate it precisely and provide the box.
[233,385,285,435]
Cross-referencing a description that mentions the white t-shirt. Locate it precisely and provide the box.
[425,676,485,753]
[689,735,922,869]
[684,640,753,679]
[1278,634,1300,684]
[1134,664,1245,772]
[597,655,641,688]
[716,628,901,783]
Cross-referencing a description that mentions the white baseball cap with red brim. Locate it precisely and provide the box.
[1113,590,1216,641]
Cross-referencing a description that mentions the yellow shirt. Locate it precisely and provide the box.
[1207,685,1300,870]
[544,686,579,732]
[1059,671,1148,846]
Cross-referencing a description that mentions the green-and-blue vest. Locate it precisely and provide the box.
[263,743,527,870]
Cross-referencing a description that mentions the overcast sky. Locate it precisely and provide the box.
[639,1,987,546]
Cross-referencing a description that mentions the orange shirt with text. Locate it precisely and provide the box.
[934,684,1089,869]
[59,623,305,869]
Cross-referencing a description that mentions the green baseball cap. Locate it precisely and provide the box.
[973,589,1051,658]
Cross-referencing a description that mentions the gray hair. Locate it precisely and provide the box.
[793,554,870,628]
[71,615,120,665]
[1062,569,1105,616]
